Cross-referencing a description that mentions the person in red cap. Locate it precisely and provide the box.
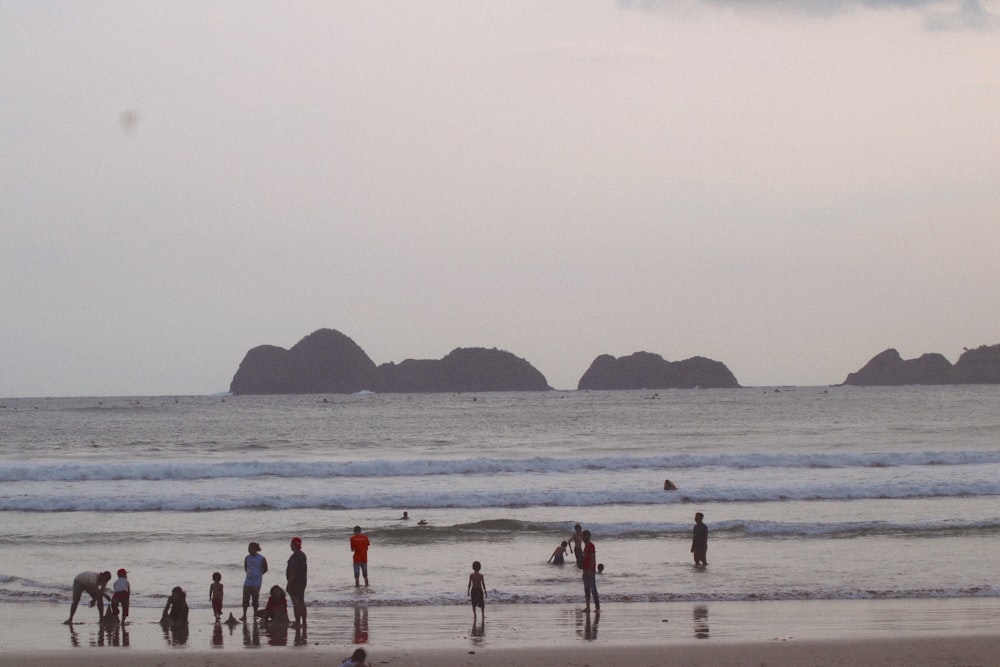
[111,568,130,624]
[286,537,307,627]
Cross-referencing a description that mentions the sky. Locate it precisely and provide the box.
[2,0,999,397]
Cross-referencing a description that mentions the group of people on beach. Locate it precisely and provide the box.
[62,513,707,647]
[62,528,368,630]
[545,513,708,614]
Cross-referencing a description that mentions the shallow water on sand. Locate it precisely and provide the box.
[1,598,998,653]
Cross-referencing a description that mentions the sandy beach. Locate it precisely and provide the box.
[3,637,1000,667]
[2,598,997,666]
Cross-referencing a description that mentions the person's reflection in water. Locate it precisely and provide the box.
[120,626,130,647]
[243,620,261,647]
[212,622,224,648]
[584,610,599,640]
[265,621,288,646]
[293,623,308,646]
[161,621,189,647]
[693,605,710,639]
[67,624,80,648]
[354,602,370,644]
[470,617,486,643]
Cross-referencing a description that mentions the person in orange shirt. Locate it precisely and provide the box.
[350,525,371,586]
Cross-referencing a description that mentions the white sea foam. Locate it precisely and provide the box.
[4,449,1000,482]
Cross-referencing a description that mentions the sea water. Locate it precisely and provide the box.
[1,386,999,618]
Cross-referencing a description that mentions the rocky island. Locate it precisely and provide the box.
[577,351,740,390]
[379,347,549,393]
[230,329,550,395]
[842,344,1000,386]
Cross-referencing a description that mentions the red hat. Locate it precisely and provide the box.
[290,537,302,547]
[117,568,127,576]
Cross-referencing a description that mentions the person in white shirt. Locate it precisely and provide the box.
[111,568,130,624]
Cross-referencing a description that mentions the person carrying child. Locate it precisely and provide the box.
[467,560,487,621]
[209,571,224,622]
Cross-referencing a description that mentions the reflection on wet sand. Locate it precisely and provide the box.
[470,618,486,643]
[575,609,600,641]
[160,619,189,646]
[354,602,369,643]
[694,605,709,639]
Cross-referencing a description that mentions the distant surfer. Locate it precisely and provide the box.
[663,479,677,491]
[400,511,409,520]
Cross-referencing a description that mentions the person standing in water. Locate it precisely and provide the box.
[286,537,308,627]
[350,525,371,587]
[691,512,708,566]
[241,541,268,621]
[581,530,600,612]
[467,560,487,621]
[570,524,585,568]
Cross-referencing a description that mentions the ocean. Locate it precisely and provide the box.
[1,386,999,649]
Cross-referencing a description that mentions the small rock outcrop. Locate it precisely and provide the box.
[953,344,1000,383]
[577,351,740,390]
[379,347,550,393]
[842,349,953,386]
[230,329,386,395]
[843,344,1000,385]
[230,330,549,395]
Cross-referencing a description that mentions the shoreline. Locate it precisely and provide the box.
[1,598,997,655]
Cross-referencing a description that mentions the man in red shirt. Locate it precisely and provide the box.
[581,530,600,612]
[350,525,371,586]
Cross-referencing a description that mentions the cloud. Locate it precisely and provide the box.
[617,0,997,30]
[926,0,998,30]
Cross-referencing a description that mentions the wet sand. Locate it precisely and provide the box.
[4,637,1000,667]
[1,599,997,665]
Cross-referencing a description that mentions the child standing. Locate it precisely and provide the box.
[111,568,130,625]
[209,571,224,622]
[467,560,486,621]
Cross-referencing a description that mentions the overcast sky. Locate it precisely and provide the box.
[2,1,999,397]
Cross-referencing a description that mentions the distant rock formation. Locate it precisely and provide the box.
[843,344,1000,386]
[577,351,740,390]
[230,329,550,395]
[379,348,549,393]
[230,329,386,395]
